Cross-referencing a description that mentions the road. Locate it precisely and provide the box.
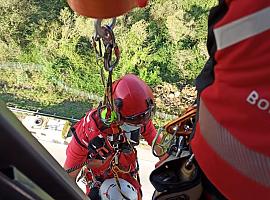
[39,140,159,200]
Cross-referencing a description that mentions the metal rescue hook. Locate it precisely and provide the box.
[93,18,120,72]
[94,18,116,39]
[92,17,120,123]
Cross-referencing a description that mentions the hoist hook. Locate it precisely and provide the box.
[94,18,116,39]
[92,18,120,72]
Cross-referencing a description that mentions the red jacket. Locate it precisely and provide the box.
[64,108,158,192]
[192,1,270,199]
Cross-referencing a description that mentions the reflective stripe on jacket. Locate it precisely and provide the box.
[192,1,270,199]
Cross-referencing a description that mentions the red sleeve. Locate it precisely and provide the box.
[141,120,160,146]
[64,136,88,168]
[64,110,101,168]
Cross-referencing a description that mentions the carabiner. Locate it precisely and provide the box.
[94,18,116,39]
[104,43,120,72]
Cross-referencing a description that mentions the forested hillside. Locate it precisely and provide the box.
[0,0,216,123]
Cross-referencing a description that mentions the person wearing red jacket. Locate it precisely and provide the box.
[191,0,270,199]
[64,74,159,199]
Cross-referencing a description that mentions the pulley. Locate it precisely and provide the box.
[67,0,148,19]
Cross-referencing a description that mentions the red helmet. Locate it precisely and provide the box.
[112,74,155,125]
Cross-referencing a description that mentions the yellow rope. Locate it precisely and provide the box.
[111,162,131,200]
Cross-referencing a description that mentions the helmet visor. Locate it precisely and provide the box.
[121,108,153,125]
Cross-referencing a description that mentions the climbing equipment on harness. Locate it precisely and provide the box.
[150,105,202,200]
[99,106,119,126]
[92,18,120,128]
[152,105,196,158]
[150,155,202,200]
[164,105,197,136]
[92,18,121,127]
[93,19,120,72]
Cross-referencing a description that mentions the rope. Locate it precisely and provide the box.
[65,160,89,174]
[111,162,132,200]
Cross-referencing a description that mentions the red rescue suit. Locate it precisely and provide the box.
[64,109,158,194]
[191,0,270,199]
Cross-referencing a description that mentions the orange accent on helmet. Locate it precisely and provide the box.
[112,74,155,125]
[67,0,148,19]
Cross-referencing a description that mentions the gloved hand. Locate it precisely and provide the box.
[88,136,111,160]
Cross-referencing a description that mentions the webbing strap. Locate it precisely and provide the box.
[71,127,88,149]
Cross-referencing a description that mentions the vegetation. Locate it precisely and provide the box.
[0,0,216,123]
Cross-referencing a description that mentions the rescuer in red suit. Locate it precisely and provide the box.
[64,74,160,199]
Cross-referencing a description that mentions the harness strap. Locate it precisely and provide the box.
[71,127,88,149]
